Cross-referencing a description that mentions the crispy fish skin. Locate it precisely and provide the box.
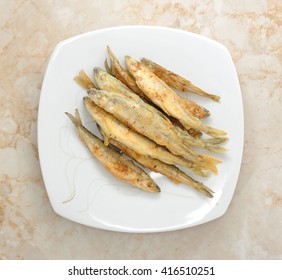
[94,68,204,138]
[94,68,143,103]
[168,116,203,139]
[94,68,190,127]
[99,128,214,198]
[83,97,208,176]
[88,88,227,156]
[140,59,211,118]
[106,46,147,99]
[94,68,194,138]
[65,109,160,193]
[141,58,220,102]
[106,49,210,118]
[126,56,227,138]
[108,46,209,126]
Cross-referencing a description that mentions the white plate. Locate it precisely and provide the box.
[38,26,244,232]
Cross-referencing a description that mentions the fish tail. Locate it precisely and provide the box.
[181,159,209,177]
[185,83,221,102]
[183,137,228,153]
[65,109,82,127]
[105,46,114,75]
[181,140,221,172]
[198,155,221,175]
[195,183,214,198]
[203,137,228,145]
[206,145,228,153]
[201,137,229,153]
[206,163,218,175]
[198,162,218,175]
[206,126,227,138]
[74,69,96,89]
[174,167,213,197]
[192,167,209,177]
[104,58,113,75]
[97,124,110,146]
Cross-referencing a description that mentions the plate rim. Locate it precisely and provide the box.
[38,25,244,233]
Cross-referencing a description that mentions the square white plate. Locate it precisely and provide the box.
[38,26,244,232]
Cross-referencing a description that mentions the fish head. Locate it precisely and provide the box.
[125,56,140,72]
[94,67,119,91]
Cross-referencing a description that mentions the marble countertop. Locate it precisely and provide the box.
[0,0,281,259]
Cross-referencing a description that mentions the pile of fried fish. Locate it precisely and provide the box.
[66,47,228,198]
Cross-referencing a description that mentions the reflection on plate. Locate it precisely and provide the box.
[38,26,244,232]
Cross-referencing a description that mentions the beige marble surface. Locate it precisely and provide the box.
[0,0,281,259]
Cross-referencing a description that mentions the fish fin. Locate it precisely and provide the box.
[196,183,214,198]
[104,58,113,76]
[201,159,219,175]
[192,168,209,177]
[74,69,96,89]
[206,145,228,153]
[97,124,110,146]
[74,109,82,126]
[184,83,221,102]
[65,112,77,126]
[201,137,229,153]
[65,109,82,127]
[203,137,228,145]
[206,126,227,137]
[106,46,118,76]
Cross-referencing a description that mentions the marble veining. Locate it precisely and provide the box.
[0,0,281,259]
